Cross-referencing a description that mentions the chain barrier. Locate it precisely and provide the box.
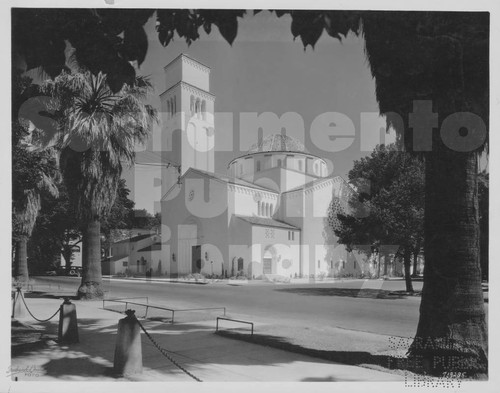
[133,315,202,382]
[16,290,60,322]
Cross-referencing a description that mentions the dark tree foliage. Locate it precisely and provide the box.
[131,209,161,230]
[28,179,136,272]
[478,171,488,281]
[12,72,60,283]
[101,179,136,256]
[333,144,424,290]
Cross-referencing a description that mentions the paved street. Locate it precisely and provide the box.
[30,276,423,338]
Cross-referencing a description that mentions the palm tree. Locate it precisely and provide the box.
[12,74,60,286]
[12,136,59,285]
[41,71,157,299]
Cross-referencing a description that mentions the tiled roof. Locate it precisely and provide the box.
[189,168,276,193]
[248,134,307,153]
[235,215,299,230]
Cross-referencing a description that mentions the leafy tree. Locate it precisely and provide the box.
[38,71,157,299]
[333,144,424,291]
[27,190,71,274]
[101,179,136,257]
[12,73,59,285]
[131,209,161,230]
[12,9,488,374]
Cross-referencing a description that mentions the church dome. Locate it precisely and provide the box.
[248,134,307,154]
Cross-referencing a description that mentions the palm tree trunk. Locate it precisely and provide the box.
[409,147,487,376]
[403,247,414,293]
[14,236,29,285]
[78,219,104,299]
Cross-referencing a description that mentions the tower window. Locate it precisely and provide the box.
[269,204,273,216]
[201,100,206,120]
[196,98,201,118]
[258,201,261,216]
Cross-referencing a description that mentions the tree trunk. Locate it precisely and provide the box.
[412,251,419,276]
[376,252,381,278]
[403,247,414,293]
[383,253,388,276]
[14,236,29,285]
[61,245,73,271]
[77,220,104,300]
[409,147,487,376]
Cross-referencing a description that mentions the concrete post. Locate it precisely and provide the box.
[58,298,79,344]
[113,310,143,376]
[11,288,26,319]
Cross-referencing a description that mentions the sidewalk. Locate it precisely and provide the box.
[11,294,403,382]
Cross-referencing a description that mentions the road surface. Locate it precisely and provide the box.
[30,276,423,338]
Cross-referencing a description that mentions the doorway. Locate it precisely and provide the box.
[263,257,272,274]
[192,245,202,273]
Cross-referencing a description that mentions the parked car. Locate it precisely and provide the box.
[67,267,83,277]
[56,266,83,277]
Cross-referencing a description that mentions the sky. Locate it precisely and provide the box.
[114,11,397,213]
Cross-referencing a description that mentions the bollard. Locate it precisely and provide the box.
[58,297,79,344]
[113,309,143,376]
[12,288,26,319]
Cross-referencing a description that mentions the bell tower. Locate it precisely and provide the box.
[160,54,215,195]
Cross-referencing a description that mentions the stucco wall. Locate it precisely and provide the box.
[251,226,301,278]
[162,170,230,277]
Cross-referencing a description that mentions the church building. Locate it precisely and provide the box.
[159,54,368,279]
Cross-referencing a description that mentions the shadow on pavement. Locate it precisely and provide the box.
[275,287,418,299]
[24,292,79,300]
[302,376,338,381]
[217,330,413,374]
[42,356,115,378]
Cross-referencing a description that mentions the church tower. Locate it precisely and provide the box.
[160,54,215,194]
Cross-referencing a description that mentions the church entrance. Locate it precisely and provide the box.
[192,245,202,273]
[263,257,272,274]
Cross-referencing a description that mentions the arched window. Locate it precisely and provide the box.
[298,160,303,172]
[314,162,319,174]
[256,160,261,171]
[269,204,273,216]
[265,203,269,217]
[167,100,171,118]
[196,98,201,118]
[190,95,195,114]
[257,201,261,216]
[201,100,206,120]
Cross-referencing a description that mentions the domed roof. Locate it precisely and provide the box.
[248,134,307,154]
